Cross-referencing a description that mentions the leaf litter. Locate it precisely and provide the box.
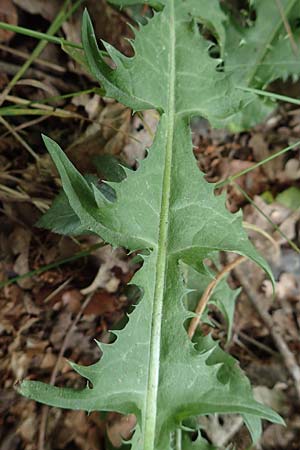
[0,1,300,449]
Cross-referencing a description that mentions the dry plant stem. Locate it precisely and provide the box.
[243,221,280,260]
[5,94,83,118]
[0,43,65,73]
[188,256,246,339]
[3,95,142,144]
[0,116,39,160]
[0,61,79,92]
[237,329,278,357]
[0,116,49,139]
[16,79,59,97]
[38,293,93,450]
[0,184,49,210]
[44,277,73,304]
[234,264,300,401]
[234,182,300,255]
[275,0,299,56]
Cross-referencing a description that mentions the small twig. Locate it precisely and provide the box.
[0,43,65,73]
[2,95,142,144]
[38,292,94,450]
[234,182,300,254]
[0,183,49,210]
[275,0,298,56]
[0,116,39,161]
[243,221,281,260]
[0,116,49,140]
[188,256,246,339]
[234,264,300,401]
[210,317,278,357]
[43,277,73,304]
[0,61,79,92]
[16,79,59,97]
[238,329,278,357]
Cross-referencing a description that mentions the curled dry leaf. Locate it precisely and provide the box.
[107,413,137,448]
[123,110,158,165]
[81,245,129,295]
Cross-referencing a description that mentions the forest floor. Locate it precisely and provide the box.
[1,1,300,449]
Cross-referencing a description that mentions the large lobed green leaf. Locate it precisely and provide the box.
[109,0,300,130]
[20,1,284,449]
[224,0,300,87]
[223,0,300,129]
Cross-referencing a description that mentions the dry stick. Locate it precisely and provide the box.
[234,181,300,255]
[44,277,73,304]
[0,116,39,160]
[237,327,278,357]
[0,43,65,73]
[234,264,300,401]
[0,115,49,139]
[188,256,246,339]
[275,0,299,56]
[0,184,49,210]
[2,95,142,144]
[4,94,84,118]
[0,61,78,93]
[16,79,60,97]
[38,293,94,450]
[211,316,278,357]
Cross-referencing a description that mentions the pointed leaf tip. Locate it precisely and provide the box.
[22,2,287,447]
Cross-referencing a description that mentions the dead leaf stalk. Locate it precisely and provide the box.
[188,256,246,339]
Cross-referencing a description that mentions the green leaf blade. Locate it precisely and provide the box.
[223,0,300,128]
[21,2,284,449]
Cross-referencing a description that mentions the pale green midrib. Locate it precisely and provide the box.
[246,0,297,86]
[143,1,176,449]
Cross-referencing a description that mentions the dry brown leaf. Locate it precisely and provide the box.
[284,158,300,180]
[17,414,37,442]
[67,103,131,172]
[10,351,30,379]
[12,0,60,21]
[244,196,295,261]
[261,423,295,449]
[9,227,32,289]
[0,0,17,43]
[123,110,158,165]
[107,414,136,448]
[83,291,118,316]
[81,245,128,295]
[276,273,299,301]
[40,350,56,370]
[62,289,83,314]
[50,311,72,348]
[249,133,284,181]
[272,309,299,342]
[199,415,244,447]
